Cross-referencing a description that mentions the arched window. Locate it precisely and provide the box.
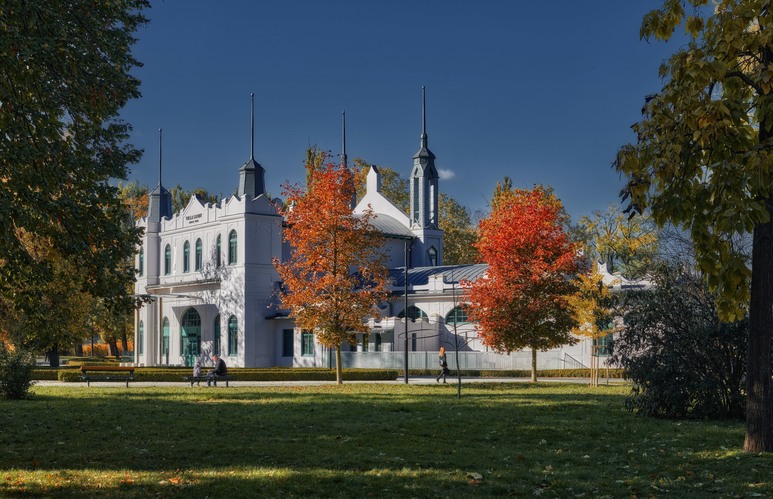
[228,315,238,356]
[162,317,170,358]
[183,241,190,273]
[216,234,222,268]
[180,308,201,366]
[138,320,144,355]
[445,306,469,325]
[164,244,171,275]
[195,238,202,271]
[398,305,427,321]
[427,246,437,266]
[213,314,221,355]
[138,247,144,277]
[228,230,237,265]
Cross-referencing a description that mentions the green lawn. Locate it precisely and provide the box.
[0,383,770,497]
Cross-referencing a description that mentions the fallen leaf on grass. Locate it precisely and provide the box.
[467,472,483,484]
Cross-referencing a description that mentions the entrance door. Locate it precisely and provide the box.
[180,308,201,367]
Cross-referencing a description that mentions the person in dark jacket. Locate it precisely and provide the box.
[207,354,227,386]
[436,346,449,383]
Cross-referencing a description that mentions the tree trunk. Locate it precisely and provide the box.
[335,346,343,385]
[121,333,129,353]
[108,338,119,358]
[73,342,83,356]
[47,347,60,368]
[746,207,773,452]
[531,348,537,382]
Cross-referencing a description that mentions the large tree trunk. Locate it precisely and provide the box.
[335,346,343,385]
[73,342,83,356]
[121,333,129,353]
[108,338,119,358]
[746,207,773,452]
[530,348,537,382]
[47,347,60,368]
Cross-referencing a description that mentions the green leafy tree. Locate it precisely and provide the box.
[576,206,660,279]
[0,0,149,322]
[615,0,773,451]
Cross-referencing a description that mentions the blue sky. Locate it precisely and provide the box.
[121,1,687,221]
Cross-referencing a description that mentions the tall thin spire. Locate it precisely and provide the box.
[420,86,428,149]
[342,110,347,168]
[158,128,163,187]
[238,92,266,199]
[250,93,255,161]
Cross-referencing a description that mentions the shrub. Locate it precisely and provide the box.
[0,346,36,399]
[611,267,747,419]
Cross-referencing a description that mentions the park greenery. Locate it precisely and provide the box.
[1,383,770,497]
[615,0,773,452]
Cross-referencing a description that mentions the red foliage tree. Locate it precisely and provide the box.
[466,186,580,381]
[275,154,388,384]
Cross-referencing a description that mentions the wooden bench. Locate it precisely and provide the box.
[182,375,236,387]
[81,366,135,387]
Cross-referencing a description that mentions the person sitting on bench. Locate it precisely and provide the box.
[207,354,227,386]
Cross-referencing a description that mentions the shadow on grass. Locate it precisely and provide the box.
[1,384,766,497]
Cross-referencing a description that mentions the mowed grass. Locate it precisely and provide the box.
[0,383,771,498]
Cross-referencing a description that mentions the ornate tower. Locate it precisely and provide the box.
[409,87,442,266]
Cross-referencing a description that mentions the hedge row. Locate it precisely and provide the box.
[56,367,401,382]
[40,367,624,382]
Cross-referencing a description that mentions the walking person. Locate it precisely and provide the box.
[436,346,449,383]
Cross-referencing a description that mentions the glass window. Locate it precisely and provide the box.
[445,306,469,325]
[282,329,294,357]
[228,315,238,356]
[195,238,202,271]
[362,334,369,352]
[183,241,190,273]
[162,317,170,356]
[228,230,237,265]
[164,244,171,275]
[398,305,427,321]
[427,246,437,266]
[138,320,144,355]
[301,330,314,356]
[411,332,417,352]
[216,234,222,268]
[138,247,144,277]
[374,333,382,352]
[213,315,220,355]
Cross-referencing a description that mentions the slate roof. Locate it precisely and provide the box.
[360,213,414,239]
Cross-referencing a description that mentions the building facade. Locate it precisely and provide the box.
[133,93,637,370]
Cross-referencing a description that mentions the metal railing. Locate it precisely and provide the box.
[335,350,579,370]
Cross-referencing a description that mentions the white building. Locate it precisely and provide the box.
[133,92,637,371]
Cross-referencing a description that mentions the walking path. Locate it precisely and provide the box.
[33,376,626,388]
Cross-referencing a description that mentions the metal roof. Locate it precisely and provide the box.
[389,264,488,287]
[360,213,414,239]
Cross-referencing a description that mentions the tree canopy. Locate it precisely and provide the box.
[0,0,149,321]
[615,0,773,452]
[276,154,389,384]
[466,185,579,381]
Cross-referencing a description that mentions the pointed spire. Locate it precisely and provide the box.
[413,86,435,161]
[148,128,171,223]
[341,110,347,169]
[158,128,163,187]
[238,92,266,199]
[250,93,255,161]
[420,86,427,149]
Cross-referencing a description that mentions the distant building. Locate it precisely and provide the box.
[133,91,642,370]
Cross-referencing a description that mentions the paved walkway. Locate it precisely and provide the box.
[34,376,625,388]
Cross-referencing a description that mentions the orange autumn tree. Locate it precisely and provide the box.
[275,154,388,384]
[466,185,580,382]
